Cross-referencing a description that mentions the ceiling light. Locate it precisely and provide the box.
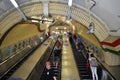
[68,0,72,7]
[10,0,18,8]
[31,20,38,23]
[64,27,67,29]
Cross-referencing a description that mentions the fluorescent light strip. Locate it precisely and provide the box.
[68,0,73,7]
[31,20,39,22]
[10,0,18,8]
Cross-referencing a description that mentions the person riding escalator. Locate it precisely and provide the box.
[42,61,57,80]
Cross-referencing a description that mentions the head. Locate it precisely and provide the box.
[46,61,51,69]
[86,46,89,49]
[90,54,94,57]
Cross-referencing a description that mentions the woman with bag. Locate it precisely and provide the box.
[89,54,98,80]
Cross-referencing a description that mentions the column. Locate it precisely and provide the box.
[67,0,72,20]
[67,6,71,20]
[43,1,49,17]
[16,8,27,21]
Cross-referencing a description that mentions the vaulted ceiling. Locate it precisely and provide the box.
[0,0,120,36]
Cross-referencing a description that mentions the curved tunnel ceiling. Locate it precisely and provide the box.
[0,0,120,39]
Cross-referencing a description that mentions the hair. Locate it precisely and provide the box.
[86,46,89,49]
[91,54,94,57]
[46,61,51,65]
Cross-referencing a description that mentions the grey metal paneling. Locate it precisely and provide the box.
[16,0,30,5]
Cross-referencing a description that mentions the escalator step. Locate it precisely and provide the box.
[80,71,87,73]
[82,79,92,80]
[70,41,93,80]
[79,68,86,71]
[81,75,91,79]
[77,64,86,65]
[78,66,86,68]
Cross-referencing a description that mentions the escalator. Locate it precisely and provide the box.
[70,41,92,80]
[48,52,61,80]
[0,37,48,80]
[40,41,62,80]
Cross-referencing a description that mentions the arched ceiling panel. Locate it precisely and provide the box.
[0,0,119,38]
[1,0,13,11]
[0,0,14,18]
[87,0,120,36]
[0,2,109,42]
[16,0,30,5]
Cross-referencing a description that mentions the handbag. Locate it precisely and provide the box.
[86,62,90,74]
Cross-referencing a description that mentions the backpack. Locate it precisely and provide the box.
[90,58,98,67]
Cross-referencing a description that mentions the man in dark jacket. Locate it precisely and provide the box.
[43,61,56,80]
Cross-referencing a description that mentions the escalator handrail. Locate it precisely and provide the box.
[96,58,116,80]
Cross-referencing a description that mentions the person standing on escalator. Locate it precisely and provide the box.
[43,61,57,80]
[89,54,98,80]
[76,36,81,51]
[54,38,62,68]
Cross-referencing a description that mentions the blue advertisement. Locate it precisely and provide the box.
[11,77,22,80]
[7,46,12,56]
